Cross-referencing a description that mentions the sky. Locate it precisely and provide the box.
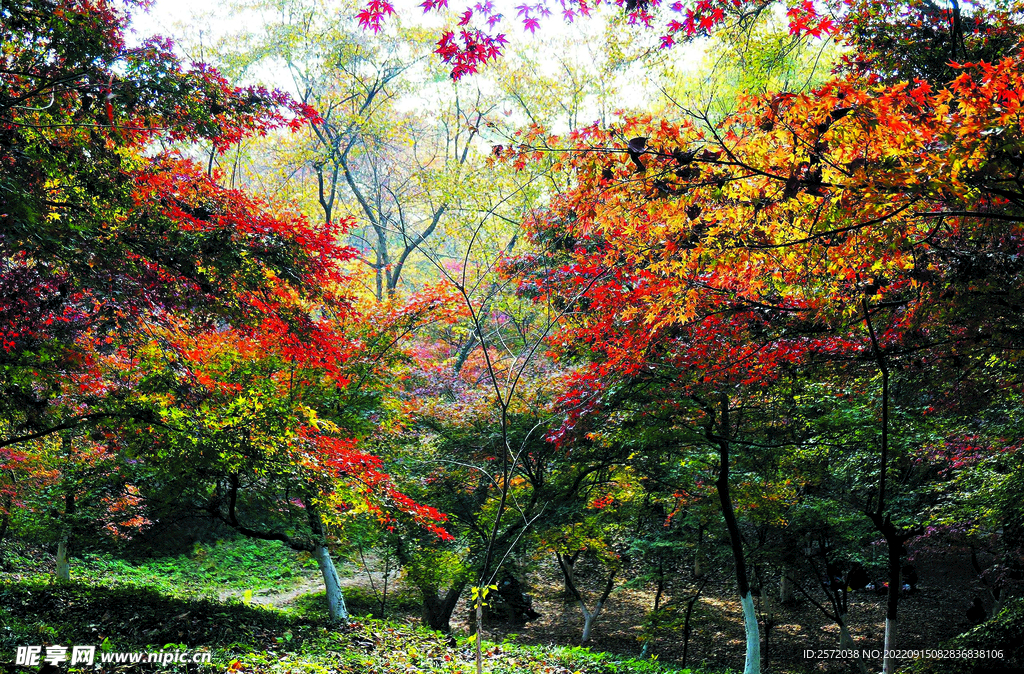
[126,0,700,113]
[128,0,210,46]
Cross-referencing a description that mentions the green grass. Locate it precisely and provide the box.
[1,536,319,599]
[290,585,422,620]
[0,539,715,673]
[0,578,707,673]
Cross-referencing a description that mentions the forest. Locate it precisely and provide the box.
[2,0,1024,672]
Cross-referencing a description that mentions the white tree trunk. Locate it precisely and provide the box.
[989,589,1005,618]
[839,617,869,674]
[55,537,70,581]
[882,617,895,674]
[314,545,348,622]
[740,592,761,674]
[580,598,607,643]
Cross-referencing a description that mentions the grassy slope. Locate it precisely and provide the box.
[0,537,321,598]
[0,540,707,674]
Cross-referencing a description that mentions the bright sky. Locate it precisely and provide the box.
[128,0,209,45]
[128,0,701,117]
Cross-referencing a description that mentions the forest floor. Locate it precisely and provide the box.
[465,551,985,674]
[332,549,1003,674]
[0,538,685,674]
[1,538,1017,674]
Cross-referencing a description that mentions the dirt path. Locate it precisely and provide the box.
[218,570,396,608]
[217,576,322,606]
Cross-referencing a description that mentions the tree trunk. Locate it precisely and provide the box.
[866,512,916,674]
[839,615,870,674]
[0,511,8,570]
[314,544,349,622]
[863,299,912,674]
[780,564,797,603]
[0,491,10,544]
[971,546,1007,618]
[883,541,900,674]
[990,589,1005,618]
[55,537,70,581]
[422,583,465,633]
[640,564,666,659]
[475,594,484,674]
[740,592,761,674]
[758,566,776,673]
[581,605,598,643]
[55,490,74,581]
[681,583,704,668]
[579,571,615,644]
[712,392,760,674]
[694,525,706,578]
[556,552,616,644]
[557,551,581,601]
[306,500,348,623]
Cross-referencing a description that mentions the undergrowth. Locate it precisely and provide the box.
[0,538,707,672]
[0,537,319,599]
[0,577,704,673]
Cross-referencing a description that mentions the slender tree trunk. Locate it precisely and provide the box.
[556,552,616,644]
[681,576,709,668]
[579,570,615,643]
[780,564,797,603]
[306,500,348,622]
[879,529,905,674]
[557,551,581,601]
[380,549,391,618]
[475,595,484,674]
[640,563,666,659]
[654,562,665,612]
[314,545,349,622]
[990,590,1005,618]
[839,615,870,674]
[0,511,8,570]
[970,546,1006,618]
[863,299,903,674]
[694,524,706,578]
[757,564,777,674]
[712,392,760,674]
[0,485,11,547]
[55,490,74,581]
[580,606,598,643]
[795,563,871,674]
[55,537,70,581]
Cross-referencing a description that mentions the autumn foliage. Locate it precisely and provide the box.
[0,0,447,545]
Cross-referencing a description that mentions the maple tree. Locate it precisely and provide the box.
[0,0,455,619]
[492,0,1024,668]
[1,0,311,457]
[132,297,452,621]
